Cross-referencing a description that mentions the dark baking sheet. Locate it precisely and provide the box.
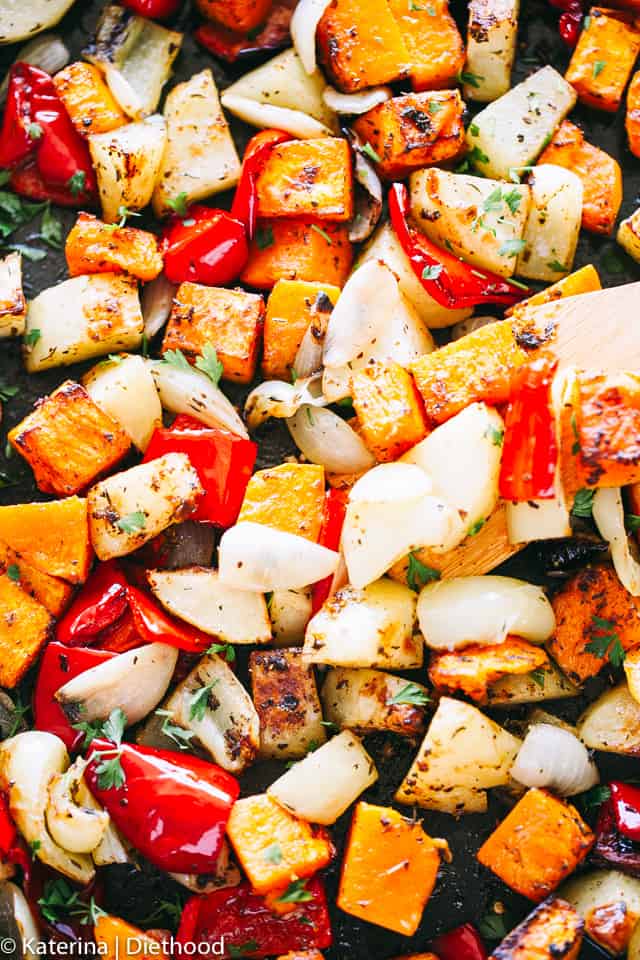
[0,1,638,957]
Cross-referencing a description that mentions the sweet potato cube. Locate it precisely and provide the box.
[566,8,640,112]
[387,0,465,91]
[337,802,441,935]
[0,538,72,617]
[627,70,640,158]
[409,320,527,424]
[195,0,273,32]
[241,219,353,290]
[9,381,131,497]
[65,213,163,282]
[490,897,583,960]
[226,793,332,895]
[53,61,127,137]
[317,0,411,92]
[507,264,601,317]
[477,788,595,902]
[256,139,353,222]
[353,91,465,181]
[162,283,264,384]
[263,279,341,380]
[239,463,325,541]
[0,573,52,688]
[352,361,428,461]
[429,638,550,703]
[549,564,640,684]
[538,121,622,235]
[95,916,169,960]
[0,497,92,584]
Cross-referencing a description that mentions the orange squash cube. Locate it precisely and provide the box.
[566,8,640,112]
[627,70,640,157]
[538,121,622,234]
[0,574,52,688]
[239,463,325,541]
[352,361,428,461]
[490,898,583,960]
[387,0,465,91]
[195,0,273,32]
[508,264,601,317]
[162,283,264,384]
[337,802,442,935]
[95,916,169,960]
[0,497,92,584]
[353,90,465,180]
[256,139,353,222]
[477,788,594,901]
[263,279,341,381]
[65,213,163,282]
[409,320,527,424]
[429,637,550,702]
[53,61,127,137]
[241,219,353,290]
[0,538,72,617]
[9,381,131,497]
[227,793,332,895]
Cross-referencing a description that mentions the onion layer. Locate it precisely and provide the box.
[417,575,556,651]
[323,86,392,114]
[218,522,340,591]
[220,93,332,139]
[593,487,640,596]
[511,723,599,796]
[290,0,333,75]
[142,274,177,340]
[150,360,248,438]
[287,405,375,474]
[323,261,397,368]
[244,374,327,431]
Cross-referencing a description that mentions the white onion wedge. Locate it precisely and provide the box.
[290,0,333,74]
[0,1,76,44]
[83,354,162,453]
[417,575,555,651]
[142,274,177,340]
[218,522,339,591]
[593,487,640,596]
[293,320,326,379]
[323,86,392,114]
[104,66,146,121]
[55,643,178,725]
[46,758,109,854]
[511,723,599,796]
[324,261,397,368]
[269,589,313,646]
[149,360,248,438]
[287,406,375,474]
[244,375,327,431]
[220,93,332,139]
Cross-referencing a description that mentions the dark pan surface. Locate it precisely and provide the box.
[0,2,638,957]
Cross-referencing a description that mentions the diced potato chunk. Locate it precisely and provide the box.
[83,354,162,453]
[464,0,520,102]
[321,667,428,737]
[618,205,640,262]
[0,252,25,339]
[578,682,640,755]
[250,648,325,759]
[516,164,583,282]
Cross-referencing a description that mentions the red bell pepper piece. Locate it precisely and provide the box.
[121,0,181,16]
[126,583,212,652]
[144,415,256,527]
[610,782,640,841]
[499,355,558,501]
[388,182,530,310]
[176,878,332,958]
[85,739,239,874]
[0,64,96,197]
[311,488,348,615]
[33,642,116,750]
[194,1,294,64]
[56,562,129,647]
[9,162,94,207]
[432,923,489,960]
[163,205,248,286]
[231,130,291,239]
[0,793,31,878]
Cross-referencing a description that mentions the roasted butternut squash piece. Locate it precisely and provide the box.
[429,638,550,703]
[195,0,273,32]
[352,90,465,180]
[95,916,169,960]
[317,0,410,92]
[337,801,442,935]
[276,953,325,960]
[9,381,131,497]
[241,219,353,290]
[477,788,594,902]
[490,897,583,960]
[507,264,601,317]
[409,320,527,424]
[65,213,163,282]
[53,61,127,137]
[565,8,640,112]
[250,648,326,759]
[0,497,91,584]
[239,463,325,541]
[390,956,439,960]
[256,138,353,222]
[162,283,264,384]
[549,564,640,684]
[538,121,622,235]
[227,793,332,895]
[627,70,640,157]
[352,361,428,461]
[0,573,52,688]
[263,279,340,381]
[0,538,72,617]
[387,0,464,91]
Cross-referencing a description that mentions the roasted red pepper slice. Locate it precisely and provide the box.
[610,782,640,842]
[176,878,332,958]
[432,923,489,960]
[9,162,95,207]
[85,739,239,874]
[194,0,295,64]
[126,583,211,652]
[311,488,348,615]
[231,129,291,239]
[499,355,558,501]
[388,182,530,310]
[143,415,257,527]
[163,205,248,286]
[121,0,181,16]
[0,793,31,878]
[33,642,117,750]
[56,562,129,647]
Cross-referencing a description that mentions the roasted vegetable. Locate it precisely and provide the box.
[89,115,167,223]
[239,463,325,542]
[241,219,353,290]
[561,869,640,956]
[83,354,162,454]
[53,61,127,137]
[256,138,353,221]
[578,682,640,755]
[263,279,340,381]
[352,361,428,462]
[464,0,520,102]
[65,213,163,282]
[0,574,52,688]
[516,164,583,282]
[428,638,550,703]
[0,497,91,583]
[321,667,428,737]
[490,897,583,960]
[566,8,640,113]
[0,253,25,339]
[387,0,464,91]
